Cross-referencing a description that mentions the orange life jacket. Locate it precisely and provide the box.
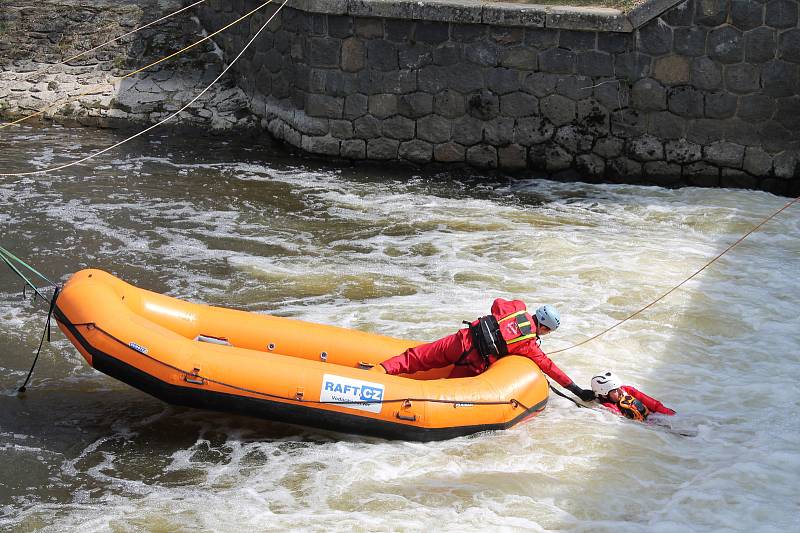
[618,393,650,421]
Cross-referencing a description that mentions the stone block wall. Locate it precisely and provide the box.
[196,0,800,195]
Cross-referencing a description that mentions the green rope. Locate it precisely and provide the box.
[0,245,56,285]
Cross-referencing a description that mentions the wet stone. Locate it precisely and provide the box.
[514,116,555,145]
[761,60,799,98]
[522,72,559,97]
[368,94,397,119]
[465,41,499,67]
[726,64,760,94]
[576,51,613,77]
[540,94,576,126]
[690,57,723,90]
[745,28,778,64]
[632,78,666,111]
[778,29,800,64]
[705,141,746,168]
[648,111,686,139]
[705,92,738,119]
[500,47,538,70]
[575,153,605,177]
[696,0,728,27]
[306,94,343,119]
[669,86,704,118]
[467,90,500,120]
[776,96,800,130]
[433,43,462,66]
[644,161,683,185]
[653,55,690,85]
[341,139,366,159]
[774,151,799,178]
[731,0,764,31]
[538,48,576,74]
[433,90,465,118]
[452,115,484,146]
[738,95,776,122]
[615,52,651,79]
[721,169,760,189]
[366,40,398,71]
[302,135,340,156]
[434,141,466,162]
[397,92,433,119]
[367,138,400,160]
[399,140,433,163]
[708,27,744,64]
[765,0,799,29]
[498,144,528,170]
[344,93,368,119]
[500,92,539,117]
[466,144,498,168]
[674,27,708,57]
[484,117,515,145]
[744,147,774,176]
[417,115,452,143]
[545,144,573,171]
[637,20,673,56]
[382,115,415,140]
[354,115,380,138]
[486,68,522,95]
[628,134,665,161]
[593,136,624,158]
[666,138,702,164]
[341,38,365,73]
[399,44,433,69]
[684,162,721,187]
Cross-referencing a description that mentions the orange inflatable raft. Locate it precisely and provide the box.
[54,269,549,440]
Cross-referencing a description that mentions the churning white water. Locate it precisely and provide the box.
[1,125,798,532]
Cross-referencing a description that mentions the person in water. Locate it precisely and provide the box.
[589,371,676,421]
[371,299,596,402]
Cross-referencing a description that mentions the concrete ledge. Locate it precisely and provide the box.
[628,0,685,29]
[284,0,679,32]
[547,6,631,32]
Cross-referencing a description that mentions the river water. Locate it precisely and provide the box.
[1,125,798,532]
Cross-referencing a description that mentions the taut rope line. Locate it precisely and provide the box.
[0,0,272,131]
[0,0,211,86]
[549,194,800,355]
[0,0,287,178]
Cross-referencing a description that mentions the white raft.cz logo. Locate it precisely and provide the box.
[320,374,385,414]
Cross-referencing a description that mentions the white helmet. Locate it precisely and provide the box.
[590,372,621,396]
[535,305,561,331]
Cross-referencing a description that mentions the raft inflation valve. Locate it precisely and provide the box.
[267,343,275,351]
[320,351,328,362]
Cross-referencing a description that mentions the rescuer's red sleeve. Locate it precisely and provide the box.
[511,340,574,388]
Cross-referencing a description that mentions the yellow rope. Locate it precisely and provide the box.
[0,0,288,178]
[0,0,273,130]
[0,0,211,83]
[549,194,800,354]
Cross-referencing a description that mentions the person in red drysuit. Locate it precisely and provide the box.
[371,298,596,402]
[590,371,676,421]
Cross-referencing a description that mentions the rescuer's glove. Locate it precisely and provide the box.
[567,382,596,402]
